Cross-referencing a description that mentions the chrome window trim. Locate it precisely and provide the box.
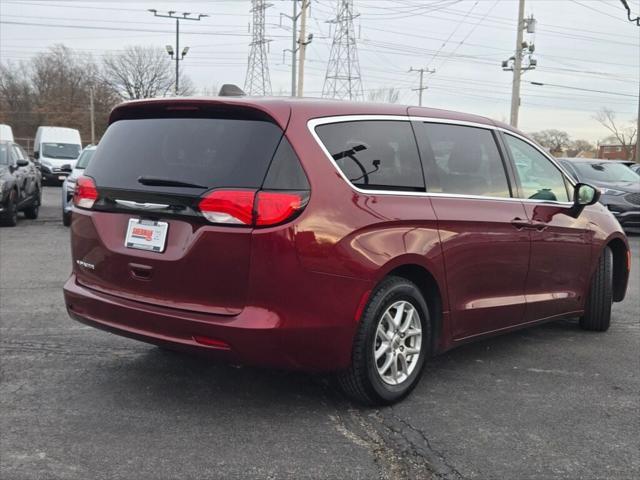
[307,114,575,206]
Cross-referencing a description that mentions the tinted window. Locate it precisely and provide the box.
[86,118,284,193]
[416,123,511,197]
[315,120,424,191]
[42,143,81,160]
[263,137,309,190]
[505,135,570,202]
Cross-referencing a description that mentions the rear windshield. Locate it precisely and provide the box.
[42,143,81,159]
[85,118,283,192]
[76,149,95,169]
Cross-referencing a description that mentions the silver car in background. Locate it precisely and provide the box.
[62,145,96,226]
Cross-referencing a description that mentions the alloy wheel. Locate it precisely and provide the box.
[373,300,422,385]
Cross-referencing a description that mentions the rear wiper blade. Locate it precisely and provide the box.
[137,176,207,189]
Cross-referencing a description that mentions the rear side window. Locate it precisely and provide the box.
[263,137,309,190]
[415,123,511,198]
[315,120,424,191]
[85,118,284,192]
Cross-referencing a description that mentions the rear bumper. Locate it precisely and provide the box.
[63,274,356,371]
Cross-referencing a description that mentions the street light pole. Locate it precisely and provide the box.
[149,9,208,95]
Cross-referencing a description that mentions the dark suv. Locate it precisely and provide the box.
[64,98,630,405]
[558,158,640,233]
[1,140,41,226]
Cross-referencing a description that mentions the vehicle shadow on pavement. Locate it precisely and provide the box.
[87,317,587,410]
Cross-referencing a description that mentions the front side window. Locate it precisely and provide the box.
[0,144,9,165]
[416,123,511,198]
[505,134,571,202]
[315,120,424,191]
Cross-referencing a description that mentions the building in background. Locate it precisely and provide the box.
[598,141,637,161]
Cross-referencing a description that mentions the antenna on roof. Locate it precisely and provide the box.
[218,84,246,97]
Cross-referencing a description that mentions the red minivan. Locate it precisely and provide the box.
[64,96,630,405]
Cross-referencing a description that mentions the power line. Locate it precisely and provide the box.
[322,0,364,101]
[245,0,273,96]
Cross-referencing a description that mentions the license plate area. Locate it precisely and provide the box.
[125,218,168,253]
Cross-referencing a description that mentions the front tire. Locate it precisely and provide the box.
[338,276,431,405]
[1,191,18,227]
[62,210,71,227]
[580,247,613,332]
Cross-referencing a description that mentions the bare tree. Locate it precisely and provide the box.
[566,139,595,157]
[1,45,118,143]
[594,108,638,160]
[102,46,193,100]
[367,87,400,104]
[530,129,570,155]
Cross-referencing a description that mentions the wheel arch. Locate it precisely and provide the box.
[382,262,445,355]
[606,237,629,302]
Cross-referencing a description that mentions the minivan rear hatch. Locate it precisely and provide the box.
[73,100,291,315]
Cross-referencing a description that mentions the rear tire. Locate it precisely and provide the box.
[580,247,613,332]
[338,276,431,406]
[62,210,71,227]
[24,191,40,220]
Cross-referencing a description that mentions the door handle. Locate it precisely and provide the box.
[511,218,548,231]
[530,221,548,231]
[510,217,530,230]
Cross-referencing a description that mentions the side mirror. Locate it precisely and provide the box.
[574,183,599,206]
[16,159,29,167]
[568,183,599,217]
[33,151,39,160]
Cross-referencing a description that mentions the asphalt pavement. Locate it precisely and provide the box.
[1,186,638,480]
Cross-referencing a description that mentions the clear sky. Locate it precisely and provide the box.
[1,0,638,143]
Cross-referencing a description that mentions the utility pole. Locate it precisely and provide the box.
[409,67,435,107]
[89,87,95,144]
[297,0,312,97]
[502,1,537,128]
[281,1,313,97]
[149,9,208,95]
[245,0,273,95]
[510,0,525,127]
[322,0,364,101]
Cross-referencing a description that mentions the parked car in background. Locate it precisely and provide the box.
[62,145,97,226]
[0,124,15,142]
[558,158,640,233]
[629,163,640,175]
[0,140,42,226]
[64,97,630,405]
[34,126,82,184]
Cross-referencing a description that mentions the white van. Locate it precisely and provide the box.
[0,124,14,142]
[34,126,82,183]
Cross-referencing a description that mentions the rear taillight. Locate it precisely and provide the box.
[255,191,307,226]
[198,190,255,225]
[73,176,98,209]
[198,189,308,227]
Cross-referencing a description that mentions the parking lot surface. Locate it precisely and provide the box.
[1,187,639,480]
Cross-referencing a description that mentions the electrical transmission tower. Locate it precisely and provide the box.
[322,0,364,101]
[245,0,272,96]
